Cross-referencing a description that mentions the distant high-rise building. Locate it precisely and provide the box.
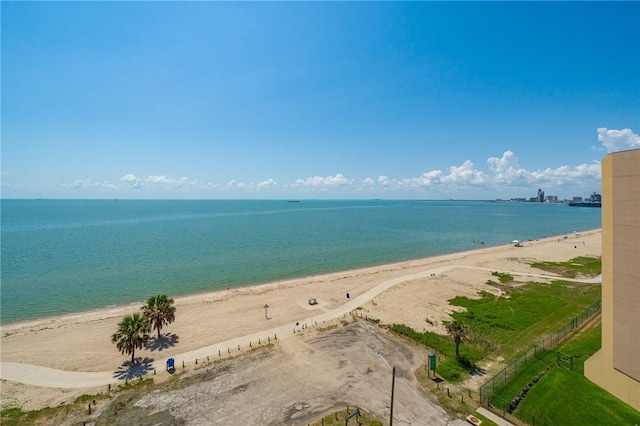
[585,148,640,410]
[536,188,545,203]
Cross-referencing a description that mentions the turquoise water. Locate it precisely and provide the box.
[1,199,601,323]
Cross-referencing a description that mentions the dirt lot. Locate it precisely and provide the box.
[88,320,468,426]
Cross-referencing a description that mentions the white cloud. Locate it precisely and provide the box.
[487,151,529,184]
[292,173,352,188]
[146,175,191,186]
[66,141,610,199]
[116,174,193,191]
[362,177,375,186]
[398,170,443,187]
[257,178,277,188]
[66,179,116,190]
[597,128,640,153]
[441,160,486,185]
[487,150,519,173]
[225,179,246,189]
[120,173,141,189]
[529,162,601,185]
[378,150,601,197]
[147,175,170,184]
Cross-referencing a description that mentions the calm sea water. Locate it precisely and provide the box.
[0,199,601,323]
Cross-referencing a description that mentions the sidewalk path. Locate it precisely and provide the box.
[0,267,600,388]
[476,407,516,426]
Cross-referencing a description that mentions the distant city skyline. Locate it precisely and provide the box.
[500,187,599,203]
[2,2,639,199]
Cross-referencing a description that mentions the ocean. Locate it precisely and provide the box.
[0,199,601,324]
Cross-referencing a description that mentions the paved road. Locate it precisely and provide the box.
[0,266,600,389]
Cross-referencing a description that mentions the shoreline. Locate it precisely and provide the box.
[0,228,600,330]
[0,229,601,371]
[1,229,601,350]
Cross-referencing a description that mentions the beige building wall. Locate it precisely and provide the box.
[585,148,640,411]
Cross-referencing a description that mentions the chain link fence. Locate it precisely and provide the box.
[479,300,601,406]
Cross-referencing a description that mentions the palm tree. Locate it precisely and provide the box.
[142,294,176,339]
[111,313,150,364]
[444,320,469,360]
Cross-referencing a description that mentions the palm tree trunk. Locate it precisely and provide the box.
[131,348,135,364]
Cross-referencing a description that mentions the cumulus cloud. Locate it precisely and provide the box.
[118,174,192,190]
[120,173,141,188]
[257,178,277,188]
[292,173,352,188]
[225,179,246,189]
[487,151,530,185]
[374,150,601,197]
[67,142,609,198]
[487,150,519,173]
[66,179,116,190]
[398,170,443,187]
[597,128,640,153]
[362,177,375,186]
[441,160,486,185]
[529,162,601,185]
[147,175,171,184]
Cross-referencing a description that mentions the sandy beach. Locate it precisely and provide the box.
[1,229,601,412]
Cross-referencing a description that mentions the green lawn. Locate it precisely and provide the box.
[491,324,640,425]
[392,269,601,382]
[529,256,601,278]
[517,366,639,425]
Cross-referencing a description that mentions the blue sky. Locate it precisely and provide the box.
[2,2,639,200]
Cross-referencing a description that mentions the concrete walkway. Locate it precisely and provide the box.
[476,407,516,426]
[0,266,600,389]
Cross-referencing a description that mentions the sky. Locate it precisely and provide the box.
[2,2,639,200]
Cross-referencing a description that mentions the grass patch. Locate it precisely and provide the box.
[74,393,99,404]
[116,377,153,391]
[391,323,483,383]
[491,271,514,283]
[309,407,383,426]
[0,380,151,425]
[530,256,601,278]
[491,325,603,405]
[554,324,601,374]
[0,406,72,426]
[489,323,640,425]
[517,367,639,425]
[391,273,601,382]
[316,324,339,332]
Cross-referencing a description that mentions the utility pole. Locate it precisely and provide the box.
[377,351,396,426]
[390,365,396,426]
